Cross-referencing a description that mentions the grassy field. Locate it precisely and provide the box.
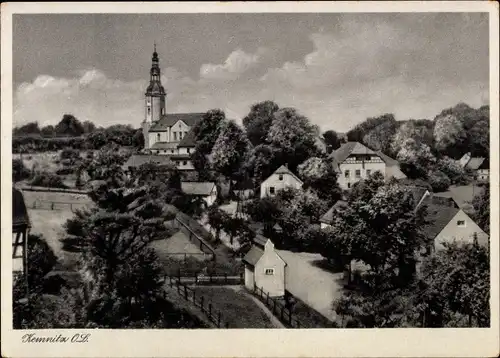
[22,190,92,269]
[190,286,277,328]
[13,151,61,173]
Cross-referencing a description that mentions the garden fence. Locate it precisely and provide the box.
[173,269,244,286]
[163,275,232,328]
[174,213,216,261]
[252,285,305,328]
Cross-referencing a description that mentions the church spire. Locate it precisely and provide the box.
[147,44,164,94]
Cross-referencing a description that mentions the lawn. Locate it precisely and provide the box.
[190,286,278,328]
[22,190,93,269]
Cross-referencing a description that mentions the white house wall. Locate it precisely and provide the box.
[254,250,286,297]
[434,210,489,250]
[337,159,385,190]
[260,173,302,198]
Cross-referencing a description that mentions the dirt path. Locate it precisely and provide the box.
[229,286,285,328]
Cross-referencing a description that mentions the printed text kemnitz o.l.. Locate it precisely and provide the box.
[22,333,90,343]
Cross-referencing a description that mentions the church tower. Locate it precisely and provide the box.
[142,44,166,150]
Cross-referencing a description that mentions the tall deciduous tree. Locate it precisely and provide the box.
[266,108,319,172]
[297,157,341,206]
[396,138,436,179]
[246,144,281,185]
[391,120,434,156]
[192,109,227,177]
[347,114,396,143]
[55,114,85,137]
[434,113,466,157]
[242,100,280,146]
[322,130,341,153]
[211,120,250,190]
[362,120,398,154]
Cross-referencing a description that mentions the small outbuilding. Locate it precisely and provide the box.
[243,236,287,297]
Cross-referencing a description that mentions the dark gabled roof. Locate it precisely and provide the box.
[268,165,303,185]
[180,182,216,196]
[478,157,489,170]
[243,245,264,266]
[253,234,268,248]
[332,142,377,163]
[466,157,485,170]
[319,200,348,224]
[149,113,205,132]
[122,154,174,169]
[178,129,197,147]
[12,188,30,228]
[420,203,460,240]
[151,142,179,150]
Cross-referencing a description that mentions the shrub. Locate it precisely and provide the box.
[60,148,81,161]
[56,167,74,175]
[30,171,68,189]
[428,170,451,192]
[12,159,31,182]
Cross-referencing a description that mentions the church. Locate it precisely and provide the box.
[124,46,201,171]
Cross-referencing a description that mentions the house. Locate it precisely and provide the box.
[181,181,218,207]
[418,195,488,252]
[477,157,489,182]
[319,200,348,229]
[260,165,303,198]
[331,142,406,190]
[12,187,30,275]
[138,46,201,171]
[459,152,488,181]
[243,236,287,297]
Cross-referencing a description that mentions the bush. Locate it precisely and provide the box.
[12,159,31,182]
[60,148,81,161]
[56,167,74,175]
[428,170,451,192]
[30,171,68,189]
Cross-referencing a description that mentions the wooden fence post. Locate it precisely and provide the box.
[225,322,229,329]
[218,312,221,328]
[273,299,277,314]
[281,306,284,320]
[224,273,228,284]
[177,282,181,294]
[201,296,205,312]
[266,292,269,306]
[208,303,212,318]
[209,274,213,284]
[193,289,196,304]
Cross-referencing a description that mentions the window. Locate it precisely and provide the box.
[265,268,274,275]
[269,187,275,195]
[183,161,187,166]
[157,133,160,141]
[179,132,183,140]
[279,174,283,181]
[171,149,175,153]
[366,169,371,176]
[347,183,351,188]
[187,148,191,153]
[344,170,350,178]
[355,169,361,178]
[163,150,166,153]
[457,220,466,227]
[147,107,151,115]
[173,132,177,141]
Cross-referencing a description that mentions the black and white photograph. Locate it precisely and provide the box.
[2,2,499,357]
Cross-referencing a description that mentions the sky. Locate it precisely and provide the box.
[13,13,489,132]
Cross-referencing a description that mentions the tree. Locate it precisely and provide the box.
[242,100,280,146]
[266,107,319,172]
[12,159,30,182]
[132,128,145,149]
[471,185,490,234]
[428,170,451,192]
[243,197,281,236]
[82,120,96,134]
[434,113,466,158]
[192,109,227,176]
[246,144,281,185]
[40,125,55,137]
[396,138,436,179]
[362,119,398,154]
[347,114,396,143]
[211,120,250,191]
[323,130,341,153]
[347,171,385,203]
[416,241,490,327]
[297,157,341,206]
[391,120,434,156]
[437,156,467,185]
[55,114,85,137]
[13,122,41,136]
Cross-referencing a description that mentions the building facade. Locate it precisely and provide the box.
[331,142,406,190]
[260,165,303,198]
[140,46,200,170]
[243,238,287,297]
